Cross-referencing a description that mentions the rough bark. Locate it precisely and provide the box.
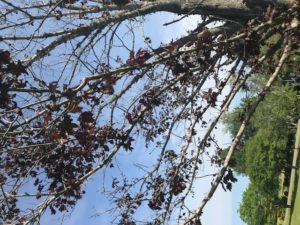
[136,0,295,21]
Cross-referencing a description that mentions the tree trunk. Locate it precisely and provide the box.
[139,0,294,21]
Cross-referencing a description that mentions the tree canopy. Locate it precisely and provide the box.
[0,0,299,224]
[222,63,300,224]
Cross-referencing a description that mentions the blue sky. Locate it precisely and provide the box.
[36,12,250,225]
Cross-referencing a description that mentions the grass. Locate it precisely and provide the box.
[290,167,300,225]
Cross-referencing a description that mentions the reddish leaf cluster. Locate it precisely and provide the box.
[0,50,27,108]
[117,193,143,225]
[59,0,79,5]
[100,76,117,95]
[148,176,165,210]
[0,193,18,222]
[197,30,212,47]
[125,90,158,124]
[202,88,218,107]
[0,116,134,222]
[168,166,186,196]
[221,169,238,191]
[0,50,10,65]
[88,66,117,95]
[119,215,136,225]
[0,50,27,76]
[112,0,130,6]
[126,48,150,66]
[227,30,260,63]
[168,51,209,85]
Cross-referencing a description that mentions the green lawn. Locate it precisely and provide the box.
[290,168,300,225]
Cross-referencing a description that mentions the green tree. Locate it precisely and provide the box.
[223,79,299,224]
[222,84,299,173]
[244,131,285,196]
[239,182,276,225]
[219,147,247,175]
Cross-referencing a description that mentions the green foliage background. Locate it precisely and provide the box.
[222,83,300,225]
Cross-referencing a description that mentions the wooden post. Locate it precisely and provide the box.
[283,119,300,225]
